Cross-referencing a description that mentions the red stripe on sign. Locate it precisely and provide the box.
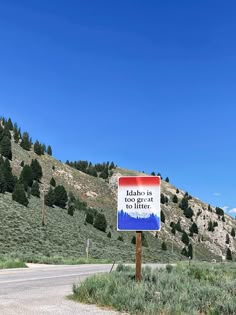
[119,176,160,186]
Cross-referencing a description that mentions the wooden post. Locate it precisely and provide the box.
[136,231,142,282]
[42,190,45,226]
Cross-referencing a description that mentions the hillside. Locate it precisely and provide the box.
[0,121,235,263]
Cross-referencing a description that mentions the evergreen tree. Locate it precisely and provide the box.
[226,248,232,260]
[183,207,194,219]
[231,227,235,237]
[68,204,75,216]
[54,185,68,208]
[30,159,43,182]
[180,197,188,210]
[181,247,188,257]
[131,235,136,244]
[34,140,42,155]
[6,118,13,130]
[171,226,176,235]
[181,231,189,245]
[50,177,56,187]
[161,241,167,250]
[226,233,230,244]
[20,132,32,150]
[161,193,166,204]
[45,187,55,207]
[47,145,52,156]
[188,244,193,259]
[94,213,107,232]
[175,220,182,232]
[2,158,16,192]
[151,171,156,176]
[0,166,6,193]
[0,135,12,160]
[85,212,94,224]
[216,207,224,216]
[141,232,148,247]
[19,165,34,190]
[190,222,198,234]
[67,191,75,216]
[161,210,165,223]
[107,231,111,238]
[31,181,40,198]
[176,188,179,194]
[12,183,29,207]
[173,194,178,203]
[208,220,214,232]
[165,177,169,183]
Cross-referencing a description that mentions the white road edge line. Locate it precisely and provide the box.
[0,270,106,284]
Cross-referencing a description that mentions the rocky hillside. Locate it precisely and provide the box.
[0,119,235,262]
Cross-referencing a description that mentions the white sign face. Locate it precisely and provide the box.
[117,176,161,231]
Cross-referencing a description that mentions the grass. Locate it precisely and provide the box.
[72,262,236,315]
[0,192,188,264]
[0,256,26,269]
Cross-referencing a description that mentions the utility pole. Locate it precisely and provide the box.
[42,189,45,226]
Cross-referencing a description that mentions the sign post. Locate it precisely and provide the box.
[136,231,142,282]
[117,176,161,282]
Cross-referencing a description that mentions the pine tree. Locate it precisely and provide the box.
[31,181,40,198]
[161,210,165,223]
[131,235,136,244]
[45,187,55,207]
[0,166,6,193]
[6,118,13,130]
[180,197,188,210]
[190,222,198,234]
[161,241,167,250]
[47,145,52,156]
[94,213,107,232]
[50,177,56,187]
[20,132,32,150]
[188,244,193,259]
[12,183,29,207]
[19,165,34,190]
[181,231,189,245]
[85,212,94,224]
[107,231,111,238]
[54,185,68,208]
[165,177,169,183]
[161,193,165,204]
[30,159,42,182]
[231,228,235,237]
[184,207,194,219]
[226,248,232,260]
[173,194,178,203]
[34,140,42,155]
[2,158,16,192]
[0,135,12,160]
[226,233,230,244]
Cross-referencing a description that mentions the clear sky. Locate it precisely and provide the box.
[0,1,235,216]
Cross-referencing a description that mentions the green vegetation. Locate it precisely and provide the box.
[0,256,26,269]
[72,263,236,315]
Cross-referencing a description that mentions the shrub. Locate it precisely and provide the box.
[107,231,111,238]
[226,248,232,260]
[85,212,94,224]
[231,228,235,237]
[117,235,123,242]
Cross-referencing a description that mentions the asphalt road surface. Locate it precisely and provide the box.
[0,263,122,315]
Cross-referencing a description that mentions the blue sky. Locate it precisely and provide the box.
[0,1,235,216]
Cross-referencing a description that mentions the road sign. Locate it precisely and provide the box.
[117,176,161,231]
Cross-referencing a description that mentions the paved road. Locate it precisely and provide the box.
[0,264,122,315]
